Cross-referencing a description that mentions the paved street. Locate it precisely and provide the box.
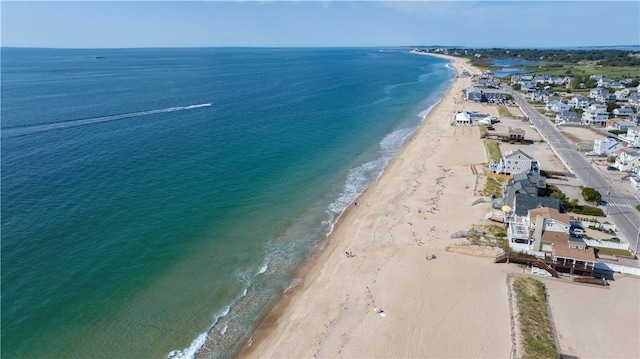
[508,88,640,255]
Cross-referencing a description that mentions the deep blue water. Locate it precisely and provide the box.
[1,47,453,358]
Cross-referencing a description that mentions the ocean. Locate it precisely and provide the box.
[1,47,453,358]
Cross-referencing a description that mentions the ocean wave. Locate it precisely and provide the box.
[2,103,212,138]
[167,332,207,359]
[166,285,246,359]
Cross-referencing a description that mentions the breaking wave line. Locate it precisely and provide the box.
[3,103,212,138]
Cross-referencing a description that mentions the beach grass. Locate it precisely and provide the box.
[498,105,513,117]
[484,139,502,163]
[512,277,557,359]
[482,176,505,197]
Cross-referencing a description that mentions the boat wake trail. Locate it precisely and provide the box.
[3,103,212,138]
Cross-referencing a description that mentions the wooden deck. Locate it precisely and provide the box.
[495,252,595,278]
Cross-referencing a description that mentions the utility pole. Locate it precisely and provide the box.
[605,186,611,216]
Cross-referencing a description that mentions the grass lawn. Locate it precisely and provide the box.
[594,247,633,257]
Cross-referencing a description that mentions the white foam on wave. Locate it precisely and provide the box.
[258,263,268,274]
[167,332,207,359]
[417,101,439,120]
[326,125,418,227]
[3,103,212,138]
[166,285,246,359]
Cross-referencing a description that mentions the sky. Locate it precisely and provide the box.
[2,1,639,49]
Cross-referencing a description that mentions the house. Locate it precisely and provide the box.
[620,126,640,148]
[570,96,590,109]
[491,149,539,175]
[453,111,472,125]
[582,109,609,126]
[506,202,566,251]
[546,100,571,113]
[613,148,640,172]
[513,194,560,217]
[549,244,596,276]
[597,78,612,87]
[613,108,635,117]
[589,103,607,112]
[556,110,580,125]
[588,137,623,156]
[608,120,636,131]
[589,87,609,99]
[453,110,491,125]
[492,170,547,210]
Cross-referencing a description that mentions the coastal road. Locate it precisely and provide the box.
[508,88,640,255]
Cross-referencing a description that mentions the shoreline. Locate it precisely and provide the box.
[233,53,515,358]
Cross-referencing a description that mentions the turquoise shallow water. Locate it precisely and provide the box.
[1,47,452,358]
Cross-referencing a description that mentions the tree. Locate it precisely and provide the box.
[606,101,620,113]
[581,187,602,203]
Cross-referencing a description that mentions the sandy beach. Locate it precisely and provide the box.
[235,54,640,358]
[236,54,515,358]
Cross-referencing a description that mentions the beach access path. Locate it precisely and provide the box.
[237,54,516,358]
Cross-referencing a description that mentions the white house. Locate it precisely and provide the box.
[620,126,640,148]
[582,109,609,126]
[491,149,540,175]
[546,100,570,113]
[614,148,640,172]
[570,96,590,109]
[589,137,623,156]
[453,111,472,125]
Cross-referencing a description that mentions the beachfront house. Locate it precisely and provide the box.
[491,169,547,210]
[490,149,539,175]
[453,111,491,126]
[464,86,508,103]
[506,205,568,252]
[613,148,640,172]
[549,244,596,277]
[588,137,623,156]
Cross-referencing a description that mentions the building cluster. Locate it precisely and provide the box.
[511,73,640,128]
[464,73,510,104]
[512,72,640,188]
[487,149,605,276]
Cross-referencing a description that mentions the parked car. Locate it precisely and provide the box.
[571,228,585,236]
[607,166,619,171]
[610,236,621,242]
